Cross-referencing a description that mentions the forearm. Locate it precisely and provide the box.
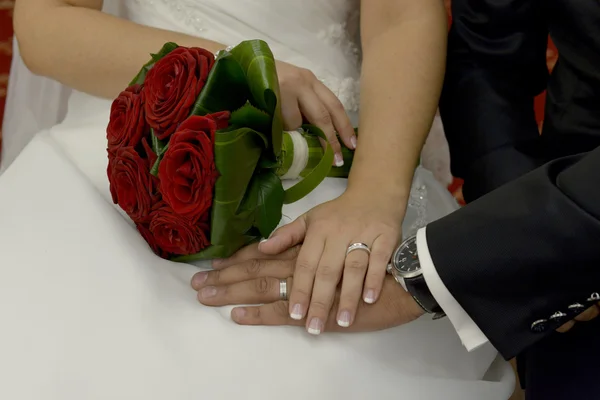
[348,1,447,201]
[14,0,225,99]
[425,148,600,358]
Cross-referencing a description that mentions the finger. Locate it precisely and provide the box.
[211,241,301,270]
[288,232,325,322]
[192,257,295,290]
[232,300,305,327]
[363,235,398,304]
[280,92,303,131]
[313,81,356,150]
[198,277,293,307]
[574,304,600,322]
[297,90,344,166]
[233,276,414,332]
[328,275,410,333]
[336,244,369,327]
[556,320,576,333]
[305,239,346,334]
[210,243,261,270]
[258,215,307,255]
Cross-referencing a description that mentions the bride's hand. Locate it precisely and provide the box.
[192,244,423,332]
[275,61,356,165]
[254,192,404,333]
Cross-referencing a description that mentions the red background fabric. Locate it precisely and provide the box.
[0,1,14,155]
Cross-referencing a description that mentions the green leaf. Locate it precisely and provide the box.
[149,129,168,176]
[245,171,284,238]
[230,41,282,158]
[190,50,250,116]
[129,42,179,86]
[229,102,271,133]
[190,41,283,158]
[282,125,334,204]
[171,234,258,262]
[151,129,166,155]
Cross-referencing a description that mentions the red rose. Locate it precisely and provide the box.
[149,202,210,255]
[108,146,156,223]
[136,222,169,258]
[107,84,147,149]
[144,47,215,140]
[158,116,219,222]
[207,111,231,130]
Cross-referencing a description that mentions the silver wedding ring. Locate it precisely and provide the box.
[279,279,288,300]
[346,242,371,256]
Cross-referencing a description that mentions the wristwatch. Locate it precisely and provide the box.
[387,235,446,319]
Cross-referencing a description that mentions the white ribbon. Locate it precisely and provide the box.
[279,130,309,180]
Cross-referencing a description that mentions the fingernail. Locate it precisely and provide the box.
[200,286,217,299]
[337,310,351,327]
[307,318,323,335]
[192,271,208,287]
[334,153,344,167]
[290,303,303,320]
[212,259,224,267]
[232,308,246,319]
[350,135,357,149]
[259,238,268,244]
[364,289,376,304]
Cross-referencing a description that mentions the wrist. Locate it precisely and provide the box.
[345,175,410,206]
[346,166,413,205]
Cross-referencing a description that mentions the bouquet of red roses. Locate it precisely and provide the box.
[106,40,353,261]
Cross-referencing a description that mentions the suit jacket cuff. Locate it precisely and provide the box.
[417,227,490,351]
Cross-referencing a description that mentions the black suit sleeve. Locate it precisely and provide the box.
[426,147,600,360]
[439,0,549,201]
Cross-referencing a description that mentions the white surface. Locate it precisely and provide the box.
[418,227,491,351]
[0,0,513,398]
[0,134,513,399]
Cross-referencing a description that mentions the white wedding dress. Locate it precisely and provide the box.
[0,1,514,399]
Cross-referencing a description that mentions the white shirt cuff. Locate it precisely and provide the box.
[416,227,490,351]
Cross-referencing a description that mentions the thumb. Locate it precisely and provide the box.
[258,215,307,255]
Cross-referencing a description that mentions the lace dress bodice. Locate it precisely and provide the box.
[118,0,362,116]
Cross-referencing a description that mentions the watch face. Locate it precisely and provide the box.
[392,236,422,278]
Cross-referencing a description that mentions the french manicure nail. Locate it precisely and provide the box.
[259,238,268,244]
[364,289,376,304]
[337,311,351,327]
[200,286,217,299]
[350,135,357,149]
[192,271,208,287]
[307,318,323,335]
[290,303,303,320]
[334,153,344,167]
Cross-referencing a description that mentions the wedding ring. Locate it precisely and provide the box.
[279,279,288,300]
[346,242,371,256]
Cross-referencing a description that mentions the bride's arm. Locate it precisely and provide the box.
[13,0,226,99]
[257,0,448,333]
[348,0,448,199]
[14,0,356,154]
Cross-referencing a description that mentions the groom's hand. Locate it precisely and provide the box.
[191,244,424,332]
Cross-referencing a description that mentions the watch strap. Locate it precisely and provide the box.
[405,274,444,315]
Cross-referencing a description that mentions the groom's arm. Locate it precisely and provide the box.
[422,147,600,359]
[439,0,549,201]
